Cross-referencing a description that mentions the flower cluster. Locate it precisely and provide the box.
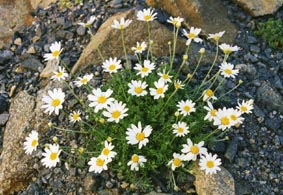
[23,8,254,191]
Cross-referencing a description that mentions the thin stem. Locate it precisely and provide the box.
[53,126,89,134]
[170,27,179,70]
[203,128,221,141]
[146,22,151,60]
[155,89,178,118]
[89,29,104,61]
[217,80,243,100]
[200,42,219,88]
[187,53,204,84]
[121,30,129,66]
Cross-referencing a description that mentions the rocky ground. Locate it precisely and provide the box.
[0,0,283,194]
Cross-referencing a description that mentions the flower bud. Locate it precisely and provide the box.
[238,79,243,84]
[183,54,188,61]
[107,137,112,142]
[78,147,84,154]
[168,41,172,45]
[175,111,180,117]
[187,73,192,79]
[52,136,58,143]
[99,118,105,124]
[48,122,53,128]
[199,48,205,54]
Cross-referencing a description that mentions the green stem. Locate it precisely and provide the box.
[53,126,89,134]
[187,53,204,84]
[146,22,151,60]
[155,89,178,118]
[170,27,179,70]
[203,128,221,141]
[121,30,129,66]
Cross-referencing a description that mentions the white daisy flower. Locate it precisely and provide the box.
[111,17,132,30]
[174,80,184,90]
[41,88,65,115]
[182,27,202,45]
[167,153,185,171]
[167,16,184,28]
[69,110,82,123]
[43,41,63,61]
[100,141,117,162]
[213,107,233,130]
[127,154,147,171]
[88,155,110,173]
[181,138,207,161]
[23,130,38,155]
[172,121,189,137]
[88,88,115,113]
[78,15,96,28]
[237,99,254,114]
[137,8,157,22]
[199,153,222,175]
[134,60,155,78]
[157,69,172,83]
[228,108,244,126]
[51,66,68,81]
[102,57,122,74]
[149,79,168,99]
[128,80,148,97]
[41,144,61,168]
[204,101,218,122]
[208,31,225,42]
[219,43,240,55]
[126,121,152,149]
[219,62,239,78]
[102,100,128,123]
[177,100,196,116]
[202,89,217,102]
[131,41,147,54]
[74,73,93,87]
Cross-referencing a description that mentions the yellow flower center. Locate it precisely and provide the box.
[80,78,88,84]
[96,158,104,166]
[137,45,143,51]
[156,88,163,94]
[183,105,190,112]
[240,106,247,112]
[56,72,63,77]
[109,64,116,71]
[73,113,80,120]
[136,132,145,141]
[175,83,181,89]
[112,111,121,119]
[85,23,92,28]
[177,127,184,133]
[173,158,181,167]
[230,114,237,121]
[221,117,230,125]
[132,155,139,163]
[213,36,220,41]
[50,152,57,160]
[188,33,196,39]
[52,50,60,57]
[31,139,37,147]
[205,89,214,97]
[224,69,232,75]
[163,74,169,79]
[102,148,110,156]
[206,160,214,168]
[141,67,149,73]
[210,109,217,117]
[51,98,61,107]
[144,15,151,21]
[223,49,231,55]
[97,96,106,104]
[119,24,124,30]
[134,87,143,94]
[191,145,199,154]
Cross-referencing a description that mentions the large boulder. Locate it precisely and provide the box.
[193,165,235,195]
[0,91,36,194]
[233,0,283,17]
[71,9,214,74]
[147,0,237,44]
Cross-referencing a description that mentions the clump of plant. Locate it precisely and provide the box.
[59,0,83,8]
[254,18,283,49]
[23,9,254,192]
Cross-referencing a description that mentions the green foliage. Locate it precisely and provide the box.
[59,0,83,8]
[254,18,283,49]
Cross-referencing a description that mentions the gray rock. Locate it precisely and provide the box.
[76,26,86,36]
[264,117,281,131]
[225,137,238,162]
[14,37,22,46]
[144,192,171,195]
[256,81,283,113]
[274,135,283,146]
[0,112,9,126]
[0,50,14,65]
[0,95,8,113]
[250,45,260,54]
[18,57,44,72]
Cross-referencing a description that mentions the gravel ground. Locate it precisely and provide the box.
[0,0,282,194]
